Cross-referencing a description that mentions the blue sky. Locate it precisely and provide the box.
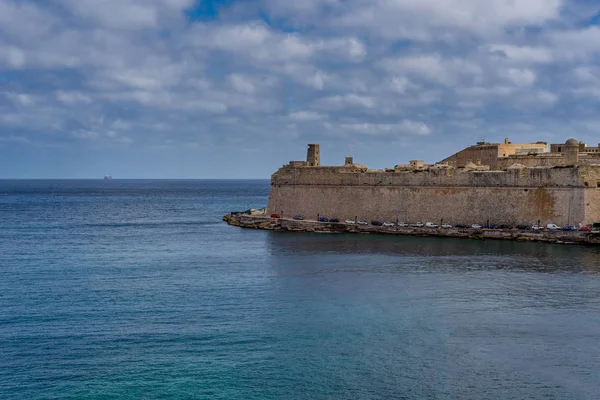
[1,0,600,178]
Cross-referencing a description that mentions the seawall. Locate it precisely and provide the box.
[223,214,600,245]
[266,165,600,227]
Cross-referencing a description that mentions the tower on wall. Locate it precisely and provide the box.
[564,138,579,165]
[307,144,320,167]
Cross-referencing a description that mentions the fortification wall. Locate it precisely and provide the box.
[267,166,600,226]
[497,154,566,169]
[271,165,587,187]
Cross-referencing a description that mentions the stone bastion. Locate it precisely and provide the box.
[266,145,600,227]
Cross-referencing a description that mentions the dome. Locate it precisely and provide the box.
[565,138,578,146]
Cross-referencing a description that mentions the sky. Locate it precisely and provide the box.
[1,0,600,178]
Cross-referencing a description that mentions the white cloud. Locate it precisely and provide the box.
[228,74,256,94]
[390,77,415,93]
[506,68,536,87]
[288,111,326,121]
[57,91,92,104]
[60,0,194,30]
[549,26,600,60]
[71,130,99,140]
[330,0,562,40]
[487,44,553,64]
[317,94,376,110]
[1,0,598,176]
[536,91,559,105]
[327,120,431,136]
[4,47,26,68]
[4,93,35,106]
[380,55,482,85]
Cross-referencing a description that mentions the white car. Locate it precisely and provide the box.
[425,222,438,228]
[397,222,409,227]
[441,223,452,228]
[345,219,356,224]
[546,223,561,230]
[358,220,368,225]
[471,224,482,229]
[412,222,424,227]
[531,225,543,230]
[382,221,395,227]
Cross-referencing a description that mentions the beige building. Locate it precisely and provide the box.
[550,141,600,154]
[441,138,548,170]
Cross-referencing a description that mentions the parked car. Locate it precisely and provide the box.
[318,217,329,222]
[371,220,383,226]
[441,223,452,228]
[455,224,469,228]
[486,224,499,229]
[516,224,530,230]
[531,225,543,230]
[499,225,512,229]
[358,220,368,225]
[292,215,304,220]
[382,221,395,227]
[425,222,438,228]
[471,224,482,229]
[579,226,592,232]
[345,219,356,224]
[397,222,409,227]
[329,218,340,223]
[546,223,561,230]
[411,222,424,227]
[562,226,576,231]
[270,213,281,218]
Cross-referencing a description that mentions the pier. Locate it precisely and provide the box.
[223,213,600,245]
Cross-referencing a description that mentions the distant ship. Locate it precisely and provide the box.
[104,175,112,179]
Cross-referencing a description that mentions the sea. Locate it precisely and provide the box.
[1,179,600,400]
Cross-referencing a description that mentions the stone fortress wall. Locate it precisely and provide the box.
[267,139,600,227]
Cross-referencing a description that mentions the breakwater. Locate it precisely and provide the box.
[223,214,600,245]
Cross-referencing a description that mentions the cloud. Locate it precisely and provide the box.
[487,44,554,64]
[270,0,562,40]
[1,0,599,177]
[326,120,431,136]
[57,91,92,104]
[288,111,326,121]
[506,68,537,87]
[379,55,482,86]
[4,92,35,106]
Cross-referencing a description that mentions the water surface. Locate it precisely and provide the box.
[1,180,599,399]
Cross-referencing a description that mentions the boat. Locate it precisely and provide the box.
[104,175,112,179]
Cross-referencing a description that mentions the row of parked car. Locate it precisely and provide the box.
[272,214,593,231]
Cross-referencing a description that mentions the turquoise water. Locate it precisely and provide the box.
[1,180,600,399]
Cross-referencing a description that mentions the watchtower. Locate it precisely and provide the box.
[307,144,320,167]
[564,138,579,165]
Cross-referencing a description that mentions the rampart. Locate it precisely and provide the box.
[267,165,600,227]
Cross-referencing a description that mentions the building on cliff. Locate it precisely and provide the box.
[267,140,600,227]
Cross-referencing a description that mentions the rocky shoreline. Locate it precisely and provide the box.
[223,213,600,245]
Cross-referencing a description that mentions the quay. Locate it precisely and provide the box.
[223,213,600,245]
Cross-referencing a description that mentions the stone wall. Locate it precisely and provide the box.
[267,166,600,226]
[442,145,499,169]
[442,143,548,169]
[497,153,566,169]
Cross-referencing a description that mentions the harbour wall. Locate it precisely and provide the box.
[267,166,600,226]
[223,214,600,245]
